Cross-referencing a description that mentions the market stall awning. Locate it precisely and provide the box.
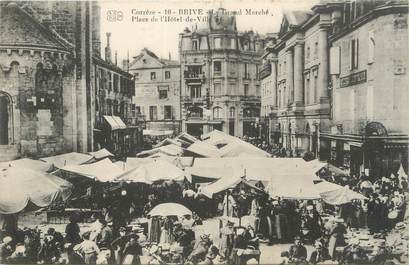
[307,159,328,173]
[103,115,127,130]
[60,158,123,182]
[220,141,271,157]
[153,138,181,148]
[0,167,73,214]
[266,173,321,200]
[88,148,114,160]
[40,152,94,169]
[192,158,319,181]
[0,158,52,172]
[126,156,194,171]
[149,203,192,217]
[202,129,236,146]
[319,186,367,205]
[115,159,185,183]
[186,141,222,158]
[184,166,236,182]
[143,129,174,136]
[199,175,264,198]
[136,144,184,157]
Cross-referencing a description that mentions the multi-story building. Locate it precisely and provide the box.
[261,9,332,157]
[93,34,143,158]
[179,8,265,138]
[321,0,409,178]
[129,48,181,135]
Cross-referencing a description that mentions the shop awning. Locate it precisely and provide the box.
[103,115,127,130]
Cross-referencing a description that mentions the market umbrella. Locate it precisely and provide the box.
[0,167,73,214]
[319,186,367,205]
[148,203,192,217]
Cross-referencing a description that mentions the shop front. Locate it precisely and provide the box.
[320,122,408,180]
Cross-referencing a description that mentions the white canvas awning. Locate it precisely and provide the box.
[40,152,94,169]
[103,115,127,130]
[61,158,123,182]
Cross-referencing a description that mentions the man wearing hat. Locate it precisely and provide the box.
[288,235,307,264]
[111,227,128,264]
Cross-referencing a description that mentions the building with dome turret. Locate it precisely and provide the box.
[179,8,266,138]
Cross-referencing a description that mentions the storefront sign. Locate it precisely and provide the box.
[340,70,367,88]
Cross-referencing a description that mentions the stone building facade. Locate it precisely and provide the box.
[0,1,141,161]
[321,0,409,178]
[129,48,181,135]
[260,9,332,157]
[0,1,97,161]
[179,8,265,138]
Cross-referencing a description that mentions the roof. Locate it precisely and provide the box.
[129,48,180,70]
[93,56,133,77]
[0,3,71,51]
[103,116,127,130]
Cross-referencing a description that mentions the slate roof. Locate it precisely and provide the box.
[0,3,71,51]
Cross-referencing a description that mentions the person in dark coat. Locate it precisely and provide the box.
[65,215,81,245]
[288,236,307,264]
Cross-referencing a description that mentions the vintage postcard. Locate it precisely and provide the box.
[0,0,408,264]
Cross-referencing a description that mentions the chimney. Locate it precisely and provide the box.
[115,51,118,66]
[168,52,171,61]
[105,32,112,63]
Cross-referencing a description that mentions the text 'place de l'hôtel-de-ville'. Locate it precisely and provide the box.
[0,0,408,179]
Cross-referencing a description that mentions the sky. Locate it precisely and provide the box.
[100,0,318,63]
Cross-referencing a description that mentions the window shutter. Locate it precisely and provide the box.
[160,105,164,119]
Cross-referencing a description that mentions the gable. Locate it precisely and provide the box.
[0,4,70,51]
[129,51,164,70]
